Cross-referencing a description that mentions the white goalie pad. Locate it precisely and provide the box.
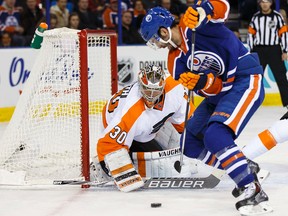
[154,121,180,149]
[104,148,144,192]
[132,147,198,178]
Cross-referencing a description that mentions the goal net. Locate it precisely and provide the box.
[0,28,117,185]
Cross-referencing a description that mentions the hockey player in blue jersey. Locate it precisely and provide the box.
[140,0,273,215]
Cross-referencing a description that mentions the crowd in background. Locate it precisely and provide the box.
[0,0,288,47]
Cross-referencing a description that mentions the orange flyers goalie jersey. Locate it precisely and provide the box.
[97,74,195,161]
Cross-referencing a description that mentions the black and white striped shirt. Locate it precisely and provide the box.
[247,10,288,53]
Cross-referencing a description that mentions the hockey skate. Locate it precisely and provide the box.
[235,179,273,216]
[232,159,270,198]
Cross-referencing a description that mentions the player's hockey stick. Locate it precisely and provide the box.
[53,179,110,186]
[53,168,225,189]
[174,30,196,173]
[144,169,224,189]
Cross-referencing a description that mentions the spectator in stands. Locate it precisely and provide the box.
[49,13,58,29]
[0,31,18,47]
[133,0,146,19]
[75,0,102,29]
[132,0,146,28]
[142,0,157,10]
[102,0,128,29]
[248,0,288,108]
[50,0,70,28]
[20,0,44,46]
[0,0,25,45]
[67,12,80,29]
[121,10,145,44]
[88,0,106,14]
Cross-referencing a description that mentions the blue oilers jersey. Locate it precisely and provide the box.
[168,20,249,82]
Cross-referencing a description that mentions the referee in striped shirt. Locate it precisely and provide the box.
[247,0,288,108]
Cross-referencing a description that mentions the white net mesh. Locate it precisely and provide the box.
[0,28,114,184]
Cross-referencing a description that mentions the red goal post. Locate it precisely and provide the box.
[79,29,118,182]
[0,28,118,185]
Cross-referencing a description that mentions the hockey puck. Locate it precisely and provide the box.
[151,203,162,208]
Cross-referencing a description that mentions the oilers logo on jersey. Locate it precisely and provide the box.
[189,51,225,76]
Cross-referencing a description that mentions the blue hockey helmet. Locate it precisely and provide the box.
[140,7,175,43]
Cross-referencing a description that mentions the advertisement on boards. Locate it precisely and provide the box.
[0,46,286,121]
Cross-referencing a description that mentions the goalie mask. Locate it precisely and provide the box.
[139,7,177,49]
[138,65,166,104]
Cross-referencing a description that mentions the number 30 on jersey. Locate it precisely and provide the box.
[109,126,127,144]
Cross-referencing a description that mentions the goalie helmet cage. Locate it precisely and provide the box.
[0,28,117,185]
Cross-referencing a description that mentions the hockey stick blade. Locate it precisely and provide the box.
[53,180,90,185]
[54,169,224,189]
[53,179,109,186]
[174,160,182,173]
[143,173,221,189]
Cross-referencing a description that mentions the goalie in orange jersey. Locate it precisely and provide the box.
[93,65,196,192]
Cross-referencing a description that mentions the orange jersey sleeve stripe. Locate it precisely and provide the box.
[97,99,145,161]
[258,129,277,150]
[227,75,260,133]
[110,163,134,176]
[203,77,223,95]
[221,152,244,169]
[248,26,256,35]
[210,0,228,20]
[278,25,288,37]
[136,152,146,177]
[203,73,215,90]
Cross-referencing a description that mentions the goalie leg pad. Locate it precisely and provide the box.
[104,148,144,192]
[132,147,198,177]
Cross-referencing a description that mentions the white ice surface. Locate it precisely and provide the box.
[0,106,288,216]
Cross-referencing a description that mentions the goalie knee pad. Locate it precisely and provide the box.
[132,147,198,177]
[104,148,144,192]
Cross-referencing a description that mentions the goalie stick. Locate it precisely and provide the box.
[53,168,225,189]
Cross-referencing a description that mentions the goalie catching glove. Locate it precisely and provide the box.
[183,0,214,30]
[104,148,144,192]
[179,71,215,91]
